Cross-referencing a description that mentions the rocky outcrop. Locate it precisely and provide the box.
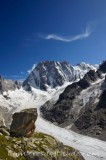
[0,76,21,94]
[10,108,38,137]
[23,61,97,91]
[0,132,85,160]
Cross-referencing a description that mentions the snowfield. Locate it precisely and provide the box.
[36,117,106,160]
[0,82,70,126]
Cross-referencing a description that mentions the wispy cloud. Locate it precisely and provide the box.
[39,25,93,42]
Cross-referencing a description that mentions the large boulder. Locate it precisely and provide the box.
[10,108,38,137]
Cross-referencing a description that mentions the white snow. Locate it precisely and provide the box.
[35,77,106,160]
[0,82,70,126]
[36,116,106,160]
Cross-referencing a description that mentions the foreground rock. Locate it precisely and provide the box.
[10,108,38,137]
[0,132,85,160]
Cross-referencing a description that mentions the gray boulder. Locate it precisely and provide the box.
[10,108,38,137]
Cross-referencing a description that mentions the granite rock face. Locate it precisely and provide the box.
[10,108,38,137]
[23,61,97,91]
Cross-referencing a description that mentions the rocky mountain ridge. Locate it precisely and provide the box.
[0,76,21,95]
[0,61,97,94]
[23,61,98,90]
[41,60,106,140]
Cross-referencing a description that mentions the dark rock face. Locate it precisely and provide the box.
[59,83,81,100]
[72,89,106,141]
[23,61,96,91]
[41,82,81,124]
[23,82,32,92]
[96,89,106,109]
[10,108,38,137]
[14,81,21,89]
[41,69,101,125]
[77,70,102,89]
[77,78,90,89]
[0,76,21,94]
[105,76,106,82]
[99,60,106,73]
[41,68,106,140]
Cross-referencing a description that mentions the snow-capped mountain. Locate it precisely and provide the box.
[23,61,98,90]
[0,60,106,160]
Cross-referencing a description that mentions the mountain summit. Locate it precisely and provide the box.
[23,61,98,90]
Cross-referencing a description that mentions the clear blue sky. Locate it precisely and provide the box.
[0,0,106,80]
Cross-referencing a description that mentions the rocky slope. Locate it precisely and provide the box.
[0,132,84,160]
[23,61,97,90]
[41,61,106,140]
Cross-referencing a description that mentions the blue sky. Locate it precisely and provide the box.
[0,0,106,80]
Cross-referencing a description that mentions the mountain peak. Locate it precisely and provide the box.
[23,60,97,91]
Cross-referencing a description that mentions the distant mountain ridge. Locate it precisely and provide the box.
[0,76,21,95]
[23,61,98,90]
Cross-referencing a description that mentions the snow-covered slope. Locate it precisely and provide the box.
[0,82,70,127]
[36,116,106,160]
[23,61,98,90]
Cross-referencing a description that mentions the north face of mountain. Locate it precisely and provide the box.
[23,61,97,90]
